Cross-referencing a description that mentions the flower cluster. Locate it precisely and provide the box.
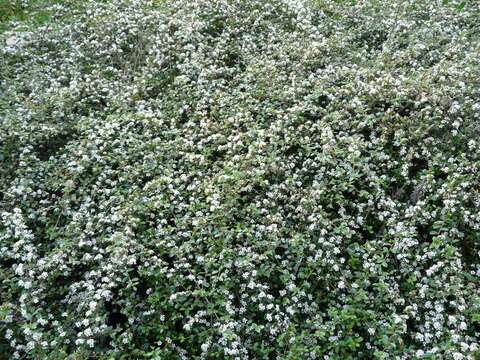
[1,0,479,358]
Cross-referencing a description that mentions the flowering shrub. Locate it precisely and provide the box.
[1,0,479,358]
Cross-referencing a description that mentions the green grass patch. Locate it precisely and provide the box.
[0,0,72,33]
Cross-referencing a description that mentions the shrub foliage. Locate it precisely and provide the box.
[1,0,479,358]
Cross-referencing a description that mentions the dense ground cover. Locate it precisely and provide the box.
[1,0,479,358]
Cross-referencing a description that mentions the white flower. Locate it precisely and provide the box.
[6,36,17,46]
[14,264,24,276]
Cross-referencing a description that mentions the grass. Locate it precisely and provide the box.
[0,0,73,33]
